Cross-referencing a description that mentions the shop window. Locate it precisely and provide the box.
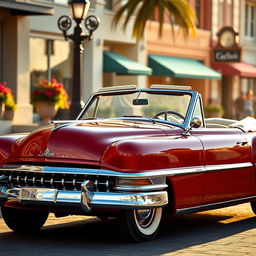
[104,0,128,12]
[217,0,233,30]
[225,0,232,26]
[245,1,256,39]
[104,0,113,11]
[218,0,224,29]
[90,0,96,9]
[195,0,201,28]
[30,38,72,98]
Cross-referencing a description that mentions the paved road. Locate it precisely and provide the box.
[0,203,256,256]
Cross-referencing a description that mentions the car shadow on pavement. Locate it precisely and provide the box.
[0,212,256,256]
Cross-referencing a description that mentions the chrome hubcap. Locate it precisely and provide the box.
[135,209,155,228]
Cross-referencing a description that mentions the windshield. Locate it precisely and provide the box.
[80,91,191,125]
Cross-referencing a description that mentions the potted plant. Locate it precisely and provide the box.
[31,79,69,124]
[0,82,11,119]
[204,104,224,118]
[3,89,16,121]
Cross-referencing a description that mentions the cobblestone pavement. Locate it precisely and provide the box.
[0,203,256,256]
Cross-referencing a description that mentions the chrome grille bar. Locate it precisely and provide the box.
[2,170,113,192]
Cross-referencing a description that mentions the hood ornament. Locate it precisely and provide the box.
[38,148,56,157]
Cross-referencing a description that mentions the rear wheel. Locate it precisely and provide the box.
[1,206,49,233]
[119,208,162,242]
[251,201,256,214]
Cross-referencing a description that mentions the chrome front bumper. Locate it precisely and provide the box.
[0,185,168,212]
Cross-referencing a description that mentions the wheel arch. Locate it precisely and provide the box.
[165,177,176,215]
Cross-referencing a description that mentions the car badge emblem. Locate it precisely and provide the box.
[38,148,56,157]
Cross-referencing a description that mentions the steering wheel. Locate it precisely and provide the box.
[153,110,185,122]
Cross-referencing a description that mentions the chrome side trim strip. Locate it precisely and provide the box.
[98,162,252,178]
[176,195,256,215]
[0,165,100,175]
[204,162,253,172]
[114,184,168,192]
[0,162,253,179]
[98,167,204,178]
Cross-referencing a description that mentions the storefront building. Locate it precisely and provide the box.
[2,0,256,135]
[0,0,53,133]
[210,0,256,119]
[29,0,149,102]
[0,0,149,134]
[146,0,221,106]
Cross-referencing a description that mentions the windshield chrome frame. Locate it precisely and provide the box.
[77,88,201,131]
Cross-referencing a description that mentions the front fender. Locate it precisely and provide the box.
[0,135,25,163]
[101,135,204,172]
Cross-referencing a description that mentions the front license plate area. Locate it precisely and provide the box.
[19,188,57,202]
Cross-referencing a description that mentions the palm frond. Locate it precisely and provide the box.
[112,0,140,31]
[112,0,196,41]
[164,0,196,37]
[132,0,156,39]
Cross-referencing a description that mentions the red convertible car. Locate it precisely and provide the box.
[0,84,256,242]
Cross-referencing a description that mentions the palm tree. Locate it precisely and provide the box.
[112,0,196,41]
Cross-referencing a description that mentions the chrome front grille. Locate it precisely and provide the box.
[2,171,114,192]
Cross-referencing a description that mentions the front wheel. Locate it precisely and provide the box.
[1,206,49,233]
[119,208,162,242]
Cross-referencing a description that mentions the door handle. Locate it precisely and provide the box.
[236,141,248,146]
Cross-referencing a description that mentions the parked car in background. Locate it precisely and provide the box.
[0,85,256,242]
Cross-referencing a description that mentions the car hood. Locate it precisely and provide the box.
[10,120,167,164]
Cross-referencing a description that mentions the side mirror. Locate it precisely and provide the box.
[190,117,202,128]
[183,117,202,136]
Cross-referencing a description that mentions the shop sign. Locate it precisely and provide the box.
[214,49,241,62]
[213,26,241,62]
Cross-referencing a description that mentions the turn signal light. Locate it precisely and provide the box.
[116,178,152,186]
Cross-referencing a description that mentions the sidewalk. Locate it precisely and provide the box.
[0,203,256,255]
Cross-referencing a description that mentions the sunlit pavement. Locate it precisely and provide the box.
[0,203,256,256]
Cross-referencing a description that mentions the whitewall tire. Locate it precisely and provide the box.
[119,207,163,242]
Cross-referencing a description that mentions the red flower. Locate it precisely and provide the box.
[31,79,69,109]
[0,82,14,105]
[45,90,54,97]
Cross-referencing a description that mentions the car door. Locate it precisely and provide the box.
[162,128,205,210]
[192,128,253,205]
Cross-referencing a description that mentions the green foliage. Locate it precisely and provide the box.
[0,82,9,104]
[5,92,16,111]
[0,82,16,110]
[112,0,196,41]
[204,104,224,114]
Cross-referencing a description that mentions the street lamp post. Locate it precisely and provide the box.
[58,0,99,119]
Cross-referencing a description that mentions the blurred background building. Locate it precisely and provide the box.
[0,0,256,134]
